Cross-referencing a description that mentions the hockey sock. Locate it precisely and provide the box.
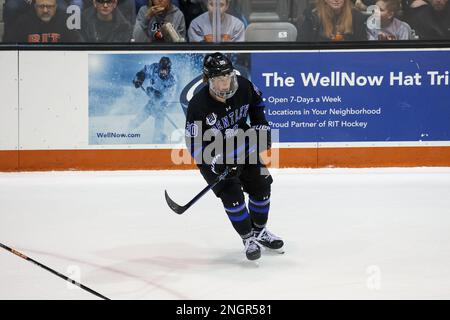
[248,194,270,233]
[222,199,253,239]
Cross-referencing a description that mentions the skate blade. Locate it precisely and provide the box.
[264,247,285,255]
[242,258,260,268]
[248,260,260,267]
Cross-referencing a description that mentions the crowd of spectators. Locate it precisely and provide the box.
[1,0,449,43]
[299,0,449,41]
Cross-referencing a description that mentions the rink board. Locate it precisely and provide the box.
[1,49,450,170]
[0,51,19,171]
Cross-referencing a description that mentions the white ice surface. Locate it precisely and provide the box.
[1,168,450,300]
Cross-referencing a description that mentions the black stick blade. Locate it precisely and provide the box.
[165,190,188,214]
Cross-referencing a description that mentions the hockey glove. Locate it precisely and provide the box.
[210,154,242,179]
[133,71,146,88]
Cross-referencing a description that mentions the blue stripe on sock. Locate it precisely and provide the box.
[249,197,270,206]
[224,202,246,213]
[248,204,269,214]
[228,211,249,222]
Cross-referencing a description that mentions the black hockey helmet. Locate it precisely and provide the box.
[203,52,238,100]
[158,56,172,79]
[203,52,234,79]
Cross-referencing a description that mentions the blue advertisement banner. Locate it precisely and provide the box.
[88,53,250,145]
[251,50,450,143]
[88,50,450,146]
[89,53,205,145]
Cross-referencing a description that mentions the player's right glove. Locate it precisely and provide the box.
[133,71,146,88]
[210,154,242,179]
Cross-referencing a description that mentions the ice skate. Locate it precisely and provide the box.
[255,228,285,254]
[243,236,262,261]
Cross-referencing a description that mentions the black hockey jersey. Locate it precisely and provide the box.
[185,75,270,167]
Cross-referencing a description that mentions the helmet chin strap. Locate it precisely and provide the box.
[211,87,235,100]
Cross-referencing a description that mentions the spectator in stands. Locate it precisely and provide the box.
[367,0,413,39]
[406,0,450,39]
[80,0,133,42]
[188,0,245,42]
[135,0,180,13]
[3,0,82,19]
[2,0,83,41]
[4,0,82,43]
[133,0,186,42]
[299,0,368,41]
[81,0,137,24]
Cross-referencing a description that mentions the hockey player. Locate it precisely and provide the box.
[131,56,177,143]
[185,52,284,261]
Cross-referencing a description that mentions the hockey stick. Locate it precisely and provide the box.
[139,86,178,130]
[0,242,110,300]
[165,141,262,214]
[165,168,230,215]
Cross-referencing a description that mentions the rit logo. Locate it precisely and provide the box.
[28,33,61,43]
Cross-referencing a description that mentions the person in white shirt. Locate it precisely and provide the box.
[188,0,245,42]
